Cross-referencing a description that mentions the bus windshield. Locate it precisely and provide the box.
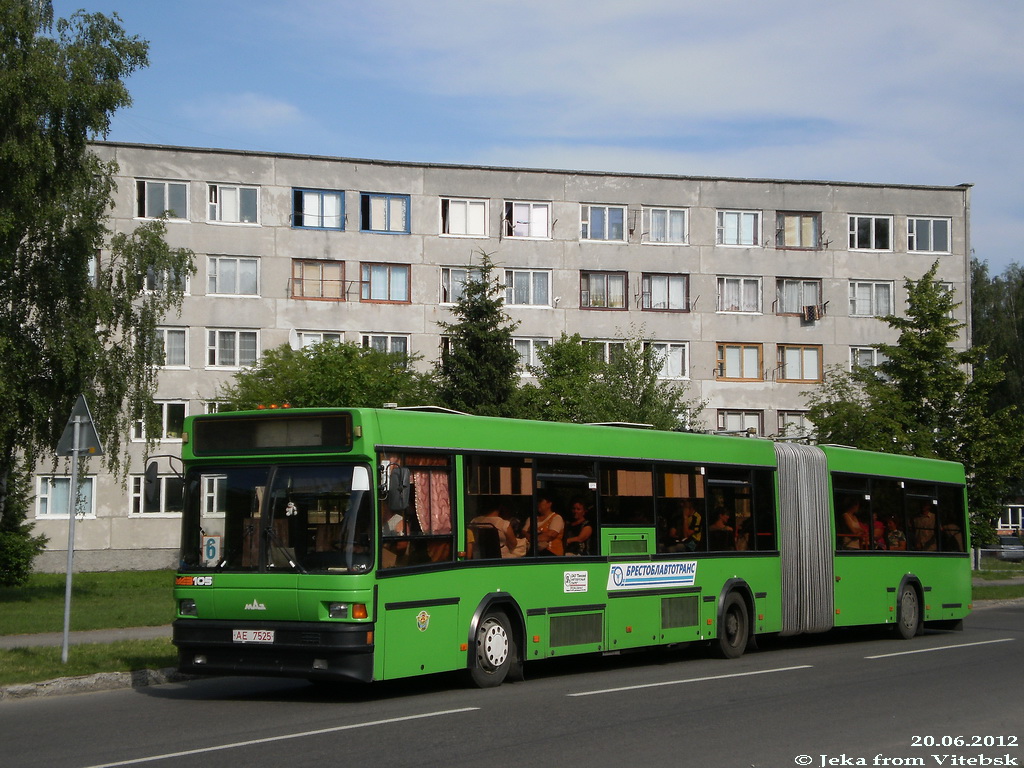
[180,463,375,573]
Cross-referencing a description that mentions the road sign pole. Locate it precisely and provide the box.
[61,417,81,665]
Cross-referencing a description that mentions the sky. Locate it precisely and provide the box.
[52,0,1024,274]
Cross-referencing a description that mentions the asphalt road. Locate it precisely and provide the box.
[3,601,1022,768]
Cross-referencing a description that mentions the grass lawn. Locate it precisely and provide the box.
[0,638,177,687]
[0,570,175,635]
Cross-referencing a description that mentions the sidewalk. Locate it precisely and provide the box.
[0,624,171,650]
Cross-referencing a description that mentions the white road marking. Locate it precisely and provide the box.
[567,664,814,697]
[865,637,1014,659]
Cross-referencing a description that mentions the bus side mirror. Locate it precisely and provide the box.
[387,467,411,511]
[144,461,159,506]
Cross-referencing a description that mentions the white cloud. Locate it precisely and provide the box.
[182,92,310,137]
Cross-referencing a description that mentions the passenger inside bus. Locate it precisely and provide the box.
[708,505,735,550]
[522,494,565,556]
[838,496,868,550]
[563,499,593,555]
[885,516,907,550]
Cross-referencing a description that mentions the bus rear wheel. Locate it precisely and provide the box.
[468,611,514,688]
[715,592,750,659]
[896,584,921,640]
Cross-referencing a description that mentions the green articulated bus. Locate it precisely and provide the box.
[171,407,971,688]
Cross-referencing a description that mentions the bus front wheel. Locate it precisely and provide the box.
[468,611,514,688]
[896,584,921,640]
[715,592,750,659]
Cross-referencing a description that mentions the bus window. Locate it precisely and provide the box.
[870,478,903,550]
[464,455,533,559]
[380,452,454,568]
[938,485,966,552]
[751,469,776,551]
[908,496,939,552]
[600,462,654,525]
[656,466,706,553]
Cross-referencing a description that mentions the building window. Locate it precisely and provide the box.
[717,343,762,380]
[514,337,550,371]
[157,327,187,368]
[36,475,96,518]
[776,278,823,315]
[130,474,184,516]
[361,193,410,234]
[292,259,345,300]
[907,217,950,253]
[132,401,187,442]
[646,341,689,379]
[716,210,760,246]
[361,263,410,302]
[848,215,892,251]
[850,346,888,370]
[207,329,258,368]
[717,276,761,313]
[580,271,627,309]
[208,256,258,296]
[998,505,1024,532]
[503,201,551,239]
[717,410,763,436]
[642,273,689,311]
[588,339,626,365]
[642,206,687,244]
[144,265,189,295]
[776,212,820,250]
[137,179,188,220]
[849,280,893,317]
[778,411,814,439]
[362,334,409,358]
[207,183,258,224]
[441,266,481,304]
[296,331,342,348]
[292,189,343,229]
[505,269,550,306]
[777,344,822,382]
[441,198,487,237]
[581,204,626,242]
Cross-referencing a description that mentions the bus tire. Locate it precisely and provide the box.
[468,611,514,688]
[715,592,750,659]
[896,584,921,640]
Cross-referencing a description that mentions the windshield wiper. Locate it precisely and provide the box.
[264,524,306,573]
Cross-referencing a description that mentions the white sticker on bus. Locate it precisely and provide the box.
[607,561,697,591]
[564,570,588,593]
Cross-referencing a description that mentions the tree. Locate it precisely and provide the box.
[516,333,704,430]
[435,252,521,416]
[0,1,194,584]
[806,262,1024,540]
[971,257,1024,413]
[218,342,434,410]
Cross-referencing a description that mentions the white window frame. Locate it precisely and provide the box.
[716,343,763,381]
[642,273,689,311]
[208,256,259,297]
[130,474,185,516]
[775,278,823,315]
[580,271,627,309]
[998,505,1024,532]
[580,204,627,242]
[295,331,343,348]
[136,179,189,220]
[360,192,410,234]
[292,188,344,230]
[716,210,761,247]
[361,263,411,303]
[777,344,822,383]
[440,197,488,237]
[717,410,763,436]
[36,475,96,519]
[503,201,551,239]
[361,334,410,357]
[513,337,551,373]
[646,341,689,380]
[143,265,190,295]
[778,411,815,440]
[849,280,893,317]
[588,339,626,365]
[717,276,762,313]
[207,183,259,224]
[504,269,551,307]
[132,400,187,442]
[207,329,259,369]
[848,215,892,251]
[907,217,951,253]
[291,259,345,300]
[642,206,688,245]
[440,266,481,305]
[850,346,888,370]
[157,327,188,369]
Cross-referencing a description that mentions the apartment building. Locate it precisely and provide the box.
[31,142,972,571]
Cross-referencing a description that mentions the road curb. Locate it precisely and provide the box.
[0,667,195,702]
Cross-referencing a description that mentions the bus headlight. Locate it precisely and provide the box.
[179,598,197,616]
[327,602,348,618]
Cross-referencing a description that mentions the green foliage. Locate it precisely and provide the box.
[435,252,521,416]
[516,333,703,431]
[0,1,193,575]
[971,258,1024,414]
[0,639,177,686]
[0,467,44,587]
[219,341,434,410]
[807,262,1024,539]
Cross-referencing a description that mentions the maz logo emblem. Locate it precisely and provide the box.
[244,599,267,611]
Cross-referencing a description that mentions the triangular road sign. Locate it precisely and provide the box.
[56,394,105,456]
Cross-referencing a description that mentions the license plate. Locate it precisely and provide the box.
[232,629,275,644]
